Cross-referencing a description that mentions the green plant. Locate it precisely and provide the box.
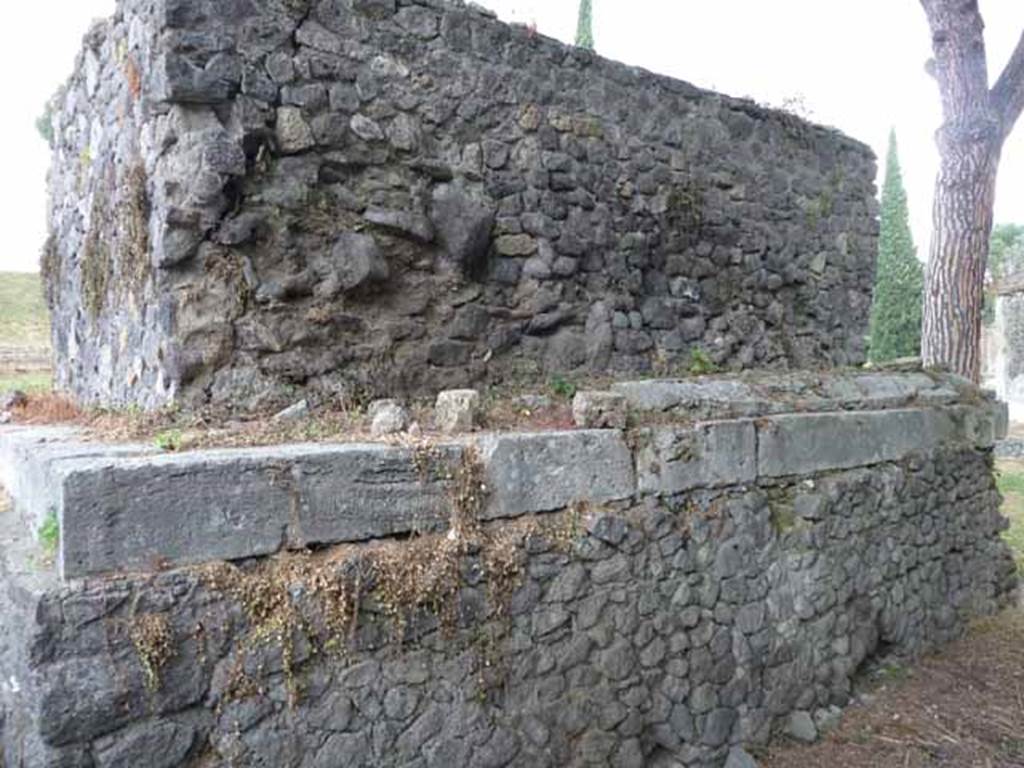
[154,429,183,452]
[39,511,59,560]
[548,375,578,400]
[868,130,924,362]
[575,0,594,50]
[688,347,718,375]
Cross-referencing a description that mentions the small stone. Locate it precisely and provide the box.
[364,206,435,243]
[494,234,537,256]
[369,400,410,436]
[785,710,818,743]
[587,515,627,546]
[435,389,480,434]
[814,705,843,734]
[519,104,542,131]
[725,747,760,768]
[350,114,385,142]
[701,707,738,747]
[273,399,310,422]
[275,107,315,153]
[323,232,389,294]
[572,391,628,429]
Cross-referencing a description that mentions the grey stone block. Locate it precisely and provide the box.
[475,431,634,519]
[55,442,462,580]
[572,391,628,429]
[636,421,757,495]
[612,379,764,418]
[0,426,156,537]
[436,390,480,434]
[756,408,962,478]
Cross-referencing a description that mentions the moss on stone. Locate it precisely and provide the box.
[121,163,151,297]
[82,187,113,321]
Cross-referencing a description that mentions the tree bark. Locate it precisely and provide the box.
[919,0,1024,382]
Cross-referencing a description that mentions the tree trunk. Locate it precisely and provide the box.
[918,0,1024,382]
[922,135,1000,381]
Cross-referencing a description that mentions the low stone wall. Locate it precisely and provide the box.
[0,371,1017,767]
[45,0,878,410]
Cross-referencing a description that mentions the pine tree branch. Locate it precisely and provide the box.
[991,29,1024,140]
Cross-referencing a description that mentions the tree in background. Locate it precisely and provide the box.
[983,224,1024,324]
[989,224,1024,280]
[575,0,594,50]
[919,0,1024,382]
[869,131,925,362]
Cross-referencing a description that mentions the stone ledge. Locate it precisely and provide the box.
[756,404,1002,479]
[636,421,757,495]
[0,427,156,537]
[0,379,1007,581]
[476,430,635,519]
[0,429,638,581]
[612,370,976,421]
[55,443,463,580]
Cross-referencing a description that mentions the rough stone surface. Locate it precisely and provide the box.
[476,430,635,520]
[51,442,463,579]
[1,441,1015,767]
[435,389,480,434]
[612,369,970,420]
[756,406,1001,478]
[637,421,758,494]
[369,399,410,436]
[45,0,879,411]
[572,390,628,429]
[784,711,818,743]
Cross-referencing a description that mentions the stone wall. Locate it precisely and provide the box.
[0,371,1016,767]
[44,0,879,410]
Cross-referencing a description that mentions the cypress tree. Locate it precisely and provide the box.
[575,0,594,50]
[869,130,924,362]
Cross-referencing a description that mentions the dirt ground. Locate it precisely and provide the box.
[761,607,1024,768]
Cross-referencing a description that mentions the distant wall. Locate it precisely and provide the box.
[45,0,878,410]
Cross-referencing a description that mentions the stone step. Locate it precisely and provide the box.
[0,384,1007,582]
[0,428,636,580]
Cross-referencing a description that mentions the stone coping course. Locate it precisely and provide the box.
[611,368,974,421]
[0,372,1007,581]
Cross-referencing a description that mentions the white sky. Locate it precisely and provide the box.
[1,0,1022,272]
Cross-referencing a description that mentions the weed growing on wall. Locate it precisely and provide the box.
[129,613,174,693]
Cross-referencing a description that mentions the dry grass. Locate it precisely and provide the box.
[1,386,579,451]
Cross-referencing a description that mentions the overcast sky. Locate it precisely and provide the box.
[1,0,1022,272]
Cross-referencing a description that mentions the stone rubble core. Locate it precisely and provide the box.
[0,371,1018,767]
[44,0,879,411]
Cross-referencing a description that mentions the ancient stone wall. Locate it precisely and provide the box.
[0,371,1016,767]
[45,0,878,410]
